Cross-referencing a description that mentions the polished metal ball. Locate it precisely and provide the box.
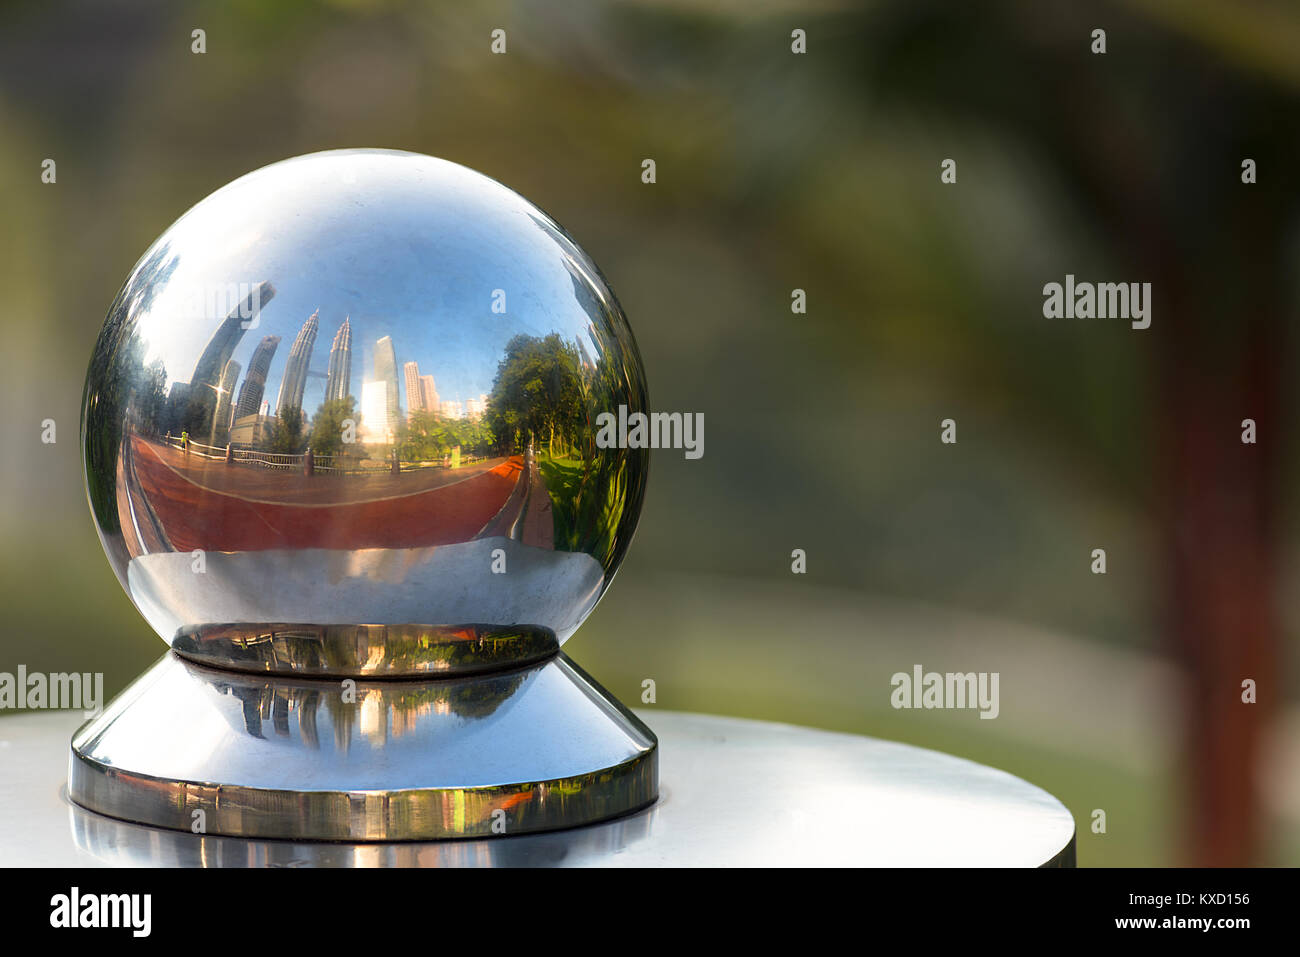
[82,149,648,676]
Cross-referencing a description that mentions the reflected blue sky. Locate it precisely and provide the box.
[129,150,610,418]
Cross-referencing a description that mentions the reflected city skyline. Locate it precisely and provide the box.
[152,300,607,458]
[163,299,506,453]
[125,178,614,461]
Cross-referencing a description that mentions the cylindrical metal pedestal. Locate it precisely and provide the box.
[69,652,657,841]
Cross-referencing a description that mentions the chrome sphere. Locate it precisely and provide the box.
[82,150,648,676]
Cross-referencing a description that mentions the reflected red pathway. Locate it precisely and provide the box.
[129,437,523,552]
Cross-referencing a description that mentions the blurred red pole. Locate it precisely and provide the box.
[1160,281,1281,866]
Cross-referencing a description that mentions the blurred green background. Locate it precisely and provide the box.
[2,0,1298,865]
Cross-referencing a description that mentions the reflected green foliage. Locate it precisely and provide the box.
[306,396,357,457]
[396,409,493,461]
[268,405,305,454]
[486,333,584,457]
[540,454,629,567]
[487,331,645,566]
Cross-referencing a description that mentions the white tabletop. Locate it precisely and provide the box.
[1,709,1075,867]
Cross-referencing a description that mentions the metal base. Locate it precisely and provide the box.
[170,621,560,677]
[68,651,657,841]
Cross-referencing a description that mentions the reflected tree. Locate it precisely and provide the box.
[307,396,358,456]
[488,331,647,568]
[396,409,493,461]
[268,406,305,454]
[486,333,583,457]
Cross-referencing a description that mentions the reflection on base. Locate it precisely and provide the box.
[69,652,657,841]
[172,622,559,676]
[69,794,657,867]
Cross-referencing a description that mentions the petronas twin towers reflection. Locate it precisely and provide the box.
[324,315,352,402]
[166,284,483,454]
[215,300,351,450]
[274,307,320,419]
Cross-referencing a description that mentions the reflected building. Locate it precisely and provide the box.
[164,381,191,434]
[189,281,274,398]
[276,309,319,417]
[402,362,442,422]
[229,413,272,447]
[235,335,281,420]
[324,316,352,403]
[213,359,240,440]
[169,281,275,436]
[361,380,391,443]
[374,335,400,431]
[404,360,425,419]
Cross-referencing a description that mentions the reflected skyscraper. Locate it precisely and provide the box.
[374,335,400,432]
[421,374,439,414]
[276,309,319,416]
[235,335,281,420]
[405,361,421,413]
[174,281,275,435]
[214,359,241,436]
[361,380,390,443]
[403,358,428,418]
[189,281,275,396]
[324,316,352,403]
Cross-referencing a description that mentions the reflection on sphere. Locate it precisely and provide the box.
[82,150,649,676]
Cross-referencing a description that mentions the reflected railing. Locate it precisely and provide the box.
[158,432,490,474]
